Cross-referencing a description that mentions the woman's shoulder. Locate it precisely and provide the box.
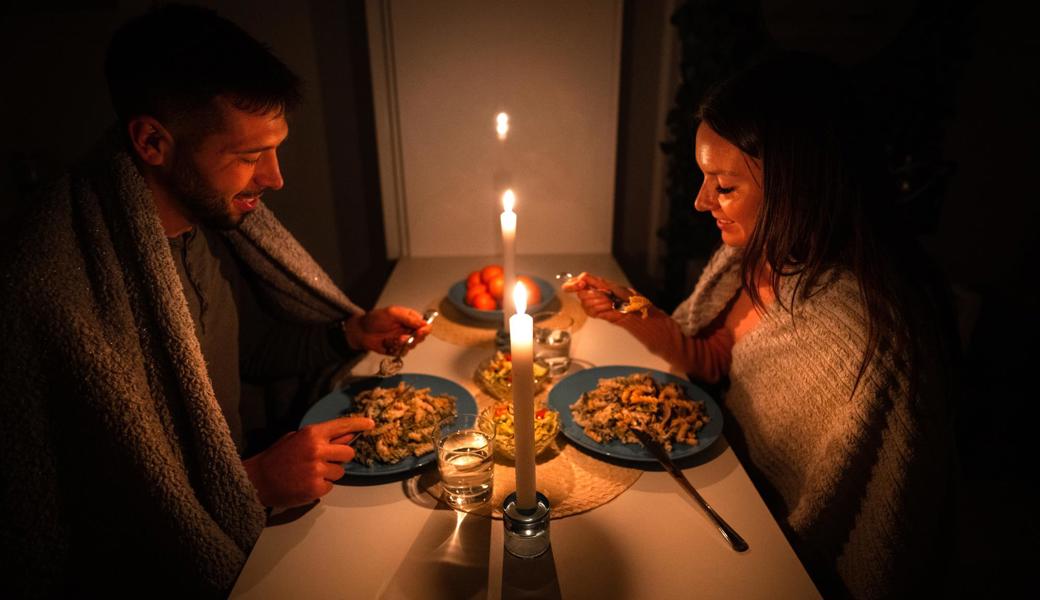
[770,268,872,358]
[671,245,743,335]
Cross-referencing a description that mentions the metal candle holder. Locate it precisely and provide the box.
[502,491,551,558]
[494,327,511,353]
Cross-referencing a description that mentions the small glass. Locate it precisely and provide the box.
[435,413,495,509]
[533,311,574,377]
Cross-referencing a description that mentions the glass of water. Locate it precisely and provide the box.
[435,413,495,509]
[533,311,574,377]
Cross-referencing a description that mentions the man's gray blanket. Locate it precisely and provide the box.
[0,134,362,596]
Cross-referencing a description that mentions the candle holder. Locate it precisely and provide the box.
[494,327,511,353]
[502,491,551,558]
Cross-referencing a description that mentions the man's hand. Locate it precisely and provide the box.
[343,306,432,355]
[242,416,374,508]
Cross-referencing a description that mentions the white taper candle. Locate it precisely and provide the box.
[509,283,536,509]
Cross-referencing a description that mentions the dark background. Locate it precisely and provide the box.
[2,0,1037,596]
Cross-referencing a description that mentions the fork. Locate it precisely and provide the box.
[555,272,640,313]
[375,309,439,377]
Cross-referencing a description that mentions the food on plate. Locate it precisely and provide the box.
[463,264,542,310]
[569,372,709,451]
[346,382,457,465]
[480,401,560,459]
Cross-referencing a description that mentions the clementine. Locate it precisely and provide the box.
[465,283,488,306]
[518,275,542,305]
[487,275,505,300]
[480,264,504,284]
[472,292,497,311]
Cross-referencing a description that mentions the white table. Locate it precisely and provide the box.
[231,254,820,599]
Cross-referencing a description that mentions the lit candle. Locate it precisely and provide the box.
[500,189,517,328]
[496,111,510,141]
[509,283,536,509]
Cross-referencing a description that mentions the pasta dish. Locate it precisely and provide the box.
[569,372,709,451]
[348,382,456,465]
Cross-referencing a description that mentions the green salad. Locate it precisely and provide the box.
[481,401,560,459]
[476,351,549,400]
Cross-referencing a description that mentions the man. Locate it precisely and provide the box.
[0,4,429,596]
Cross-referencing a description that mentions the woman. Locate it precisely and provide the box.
[566,52,957,599]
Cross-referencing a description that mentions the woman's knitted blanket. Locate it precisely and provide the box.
[673,245,953,599]
[0,133,362,596]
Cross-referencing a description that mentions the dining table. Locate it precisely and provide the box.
[230,253,821,599]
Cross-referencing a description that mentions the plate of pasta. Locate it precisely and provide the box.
[547,366,723,462]
[300,374,477,476]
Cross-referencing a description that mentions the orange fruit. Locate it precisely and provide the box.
[465,283,488,306]
[466,270,482,288]
[487,275,505,301]
[472,292,497,311]
[518,275,542,305]
[480,264,504,284]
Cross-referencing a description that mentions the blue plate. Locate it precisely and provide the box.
[447,275,556,322]
[547,366,723,462]
[300,373,477,476]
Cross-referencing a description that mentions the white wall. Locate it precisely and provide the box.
[367,0,623,258]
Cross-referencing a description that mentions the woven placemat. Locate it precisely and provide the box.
[423,388,642,520]
[482,439,640,519]
[429,292,588,347]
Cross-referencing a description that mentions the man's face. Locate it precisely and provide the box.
[168,97,289,230]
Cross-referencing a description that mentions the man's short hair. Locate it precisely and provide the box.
[105,3,302,132]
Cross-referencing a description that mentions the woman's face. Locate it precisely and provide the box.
[693,122,764,248]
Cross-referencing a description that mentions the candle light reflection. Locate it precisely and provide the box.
[496,112,510,140]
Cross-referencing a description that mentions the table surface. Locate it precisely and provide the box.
[230,254,820,600]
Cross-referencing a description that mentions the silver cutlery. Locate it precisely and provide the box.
[554,271,642,313]
[632,428,749,552]
[376,309,439,377]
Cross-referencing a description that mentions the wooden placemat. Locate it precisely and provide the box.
[422,388,642,520]
[429,292,588,347]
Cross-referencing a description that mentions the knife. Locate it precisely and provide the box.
[632,428,749,553]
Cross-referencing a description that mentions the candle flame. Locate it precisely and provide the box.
[502,189,515,213]
[496,112,509,140]
[513,282,528,315]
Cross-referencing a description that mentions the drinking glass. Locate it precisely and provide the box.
[533,311,574,377]
[435,413,495,509]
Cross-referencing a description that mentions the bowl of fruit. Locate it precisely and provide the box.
[448,264,555,322]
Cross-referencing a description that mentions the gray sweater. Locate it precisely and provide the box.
[673,245,954,599]
[0,132,362,596]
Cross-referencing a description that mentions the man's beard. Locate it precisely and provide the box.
[169,152,249,231]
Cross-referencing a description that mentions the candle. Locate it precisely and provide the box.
[500,189,517,328]
[509,283,537,509]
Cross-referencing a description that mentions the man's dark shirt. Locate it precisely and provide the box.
[168,227,350,455]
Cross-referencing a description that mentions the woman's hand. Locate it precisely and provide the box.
[561,272,641,323]
[343,306,433,355]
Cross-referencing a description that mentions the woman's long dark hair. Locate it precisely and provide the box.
[697,51,955,396]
